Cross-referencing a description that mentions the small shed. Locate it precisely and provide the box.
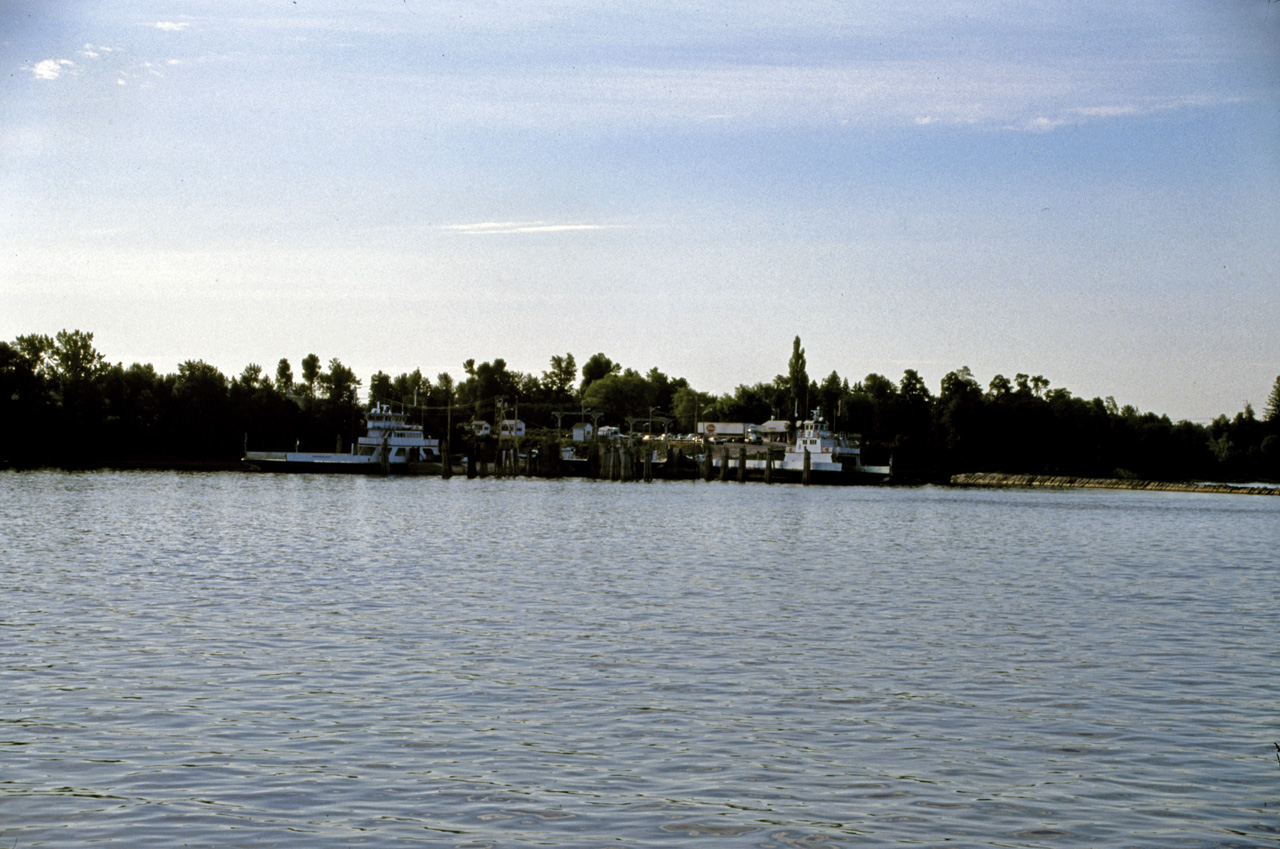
[498,419,526,438]
[759,420,792,442]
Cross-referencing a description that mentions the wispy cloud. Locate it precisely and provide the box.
[441,221,626,235]
[390,54,1243,136]
[27,59,74,80]
[155,22,189,32]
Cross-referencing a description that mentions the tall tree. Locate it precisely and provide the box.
[50,330,108,459]
[671,386,714,432]
[301,353,321,398]
[319,358,360,406]
[435,372,454,405]
[1264,375,1280,424]
[936,366,984,470]
[174,360,234,459]
[51,329,105,389]
[580,353,619,394]
[275,358,293,394]
[580,368,651,420]
[543,353,578,400]
[237,363,264,390]
[368,371,393,405]
[788,336,808,420]
[14,333,56,381]
[389,369,429,406]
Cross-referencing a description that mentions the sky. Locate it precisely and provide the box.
[3,0,1278,422]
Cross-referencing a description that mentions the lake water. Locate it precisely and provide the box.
[3,470,1279,847]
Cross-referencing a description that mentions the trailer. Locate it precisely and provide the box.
[697,422,759,442]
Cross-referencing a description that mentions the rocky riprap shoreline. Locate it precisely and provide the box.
[950,472,1280,496]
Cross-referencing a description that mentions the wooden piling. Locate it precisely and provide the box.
[764,449,773,484]
[802,447,811,485]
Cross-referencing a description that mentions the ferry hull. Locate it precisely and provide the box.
[243,452,446,475]
[712,453,891,485]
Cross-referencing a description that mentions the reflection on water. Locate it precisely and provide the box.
[2,471,1279,847]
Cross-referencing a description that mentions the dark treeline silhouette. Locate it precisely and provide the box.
[3,330,1278,481]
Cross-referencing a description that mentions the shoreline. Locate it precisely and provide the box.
[950,472,1280,496]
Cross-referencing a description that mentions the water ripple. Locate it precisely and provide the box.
[2,471,1278,847]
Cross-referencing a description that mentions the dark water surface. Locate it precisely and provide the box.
[3,471,1278,847]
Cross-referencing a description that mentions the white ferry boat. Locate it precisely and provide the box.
[716,412,891,484]
[244,403,441,474]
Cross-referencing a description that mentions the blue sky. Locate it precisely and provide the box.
[3,0,1278,421]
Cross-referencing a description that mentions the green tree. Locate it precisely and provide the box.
[580,353,619,394]
[369,371,393,405]
[100,362,170,460]
[389,369,429,406]
[788,336,808,420]
[935,366,985,471]
[173,360,234,459]
[176,360,228,401]
[717,381,783,424]
[301,353,321,398]
[816,370,846,423]
[1,340,55,465]
[644,366,685,414]
[51,329,106,389]
[543,353,578,400]
[987,374,1012,398]
[275,358,293,393]
[894,369,935,473]
[319,358,360,406]
[50,330,108,460]
[581,369,651,422]
[237,363,264,390]
[1264,376,1280,424]
[14,333,56,381]
[435,372,454,406]
[671,386,714,432]
[899,369,931,406]
[457,358,518,410]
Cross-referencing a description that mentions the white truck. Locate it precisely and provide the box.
[697,422,760,443]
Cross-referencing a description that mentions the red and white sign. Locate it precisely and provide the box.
[706,424,716,435]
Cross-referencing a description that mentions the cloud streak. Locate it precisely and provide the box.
[362,56,1251,136]
[441,221,627,235]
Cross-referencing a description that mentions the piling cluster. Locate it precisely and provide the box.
[446,437,816,484]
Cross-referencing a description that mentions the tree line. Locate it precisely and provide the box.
[2,330,1278,481]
